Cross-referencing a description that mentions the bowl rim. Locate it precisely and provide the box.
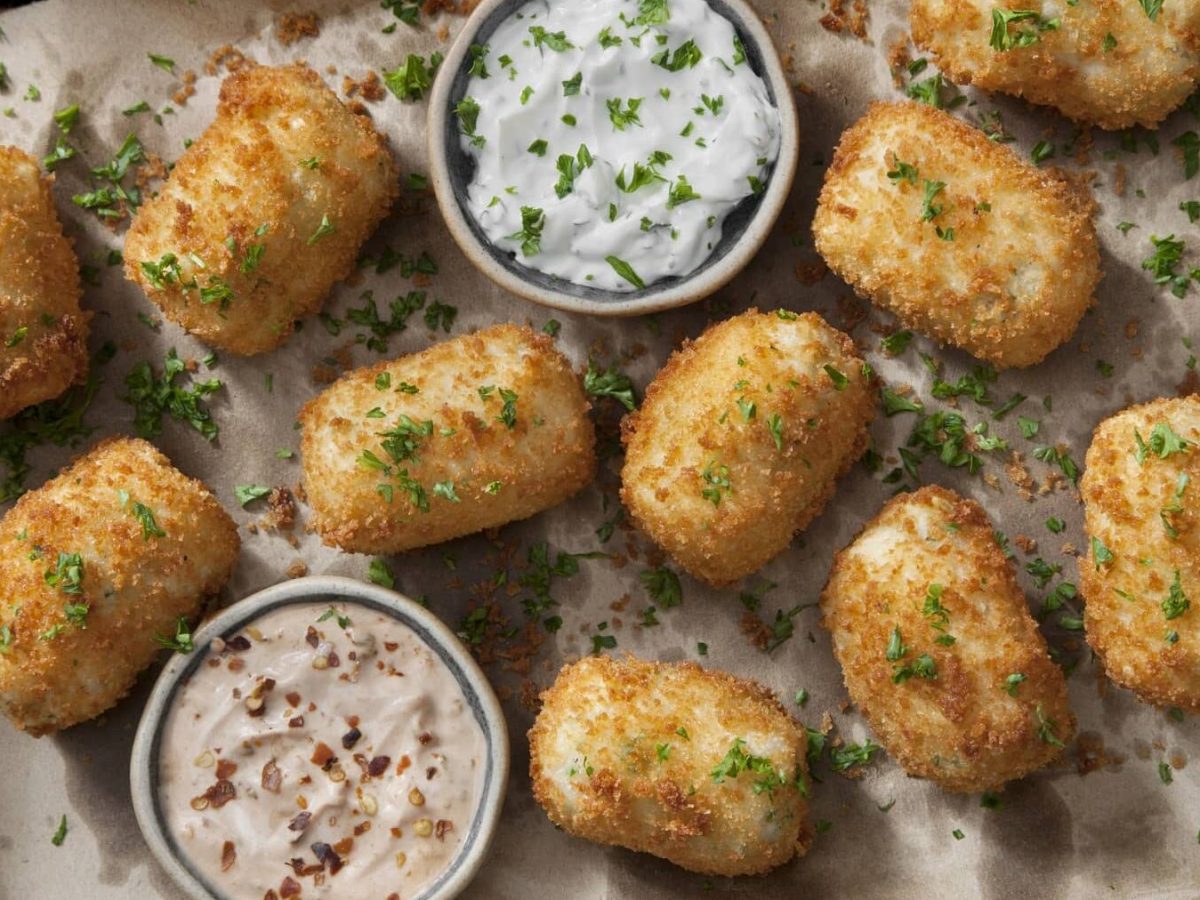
[427,0,801,317]
[129,574,511,900]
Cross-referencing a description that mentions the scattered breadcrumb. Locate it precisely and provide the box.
[276,12,321,46]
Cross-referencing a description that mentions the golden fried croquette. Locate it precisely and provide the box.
[620,308,874,587]
[1079,395,1200,711]
[124,63,396,355]
[0,146,90,420]
[0,437,239,736]
[820,485,1074,793]
[812,101,1099,369]
[300,324,595,554]
[529,655,810,876]
[911,0,1200,130]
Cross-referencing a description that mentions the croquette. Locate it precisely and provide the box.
[812,101,1099,369]
[820,485,1075,793]
[300,324,596,554]
[124,63,396,355]
[0,437,240,736]
[1079,395,1200,711]
[911,0,1200,130]
[0,146,90,419]
[620,308,875,587]
[529,655,811,876]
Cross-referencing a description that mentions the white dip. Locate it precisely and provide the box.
[158,601,486,900]
[456,0,782,292]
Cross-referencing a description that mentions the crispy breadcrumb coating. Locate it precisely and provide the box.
[528,655,811,876]
[0,146,90,419]
[812,101,1099,369]
[620,308,875,586]
[820,485,1074,793]
[300,324,595,554]
[124,63,397,355]
[0,437,239,736]
[911,0,1200,130]
[1079,395,1200,710]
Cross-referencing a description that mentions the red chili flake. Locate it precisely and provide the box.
[216,759,239,780]
[326,651,341,668]
[225,635,252,653]
[288,811,312,832]
[262,759,282,793]
[288,716,305,728]
[286,858,322,877]
[265,891,280,900]
[426,766,437,780]
[311,841,344,874]
[262,678,277,691]
[286,691,302,707]
[353,821,371,837]
[435,819,454,841]
[387,894,400,900]
[396,755,411,775]
[341,727,362,750]
[418,732,432,745]
[310,742,335,768]
[332,836,354,856]
[383,642,398,652]
[280,876,302,898]
[206,658,221,668]
[367,755,391,777]
[305,626,319,648]
[202,779,237,809]
[221,840,237,871]
[347,715,360,728]
[227,657,246,672]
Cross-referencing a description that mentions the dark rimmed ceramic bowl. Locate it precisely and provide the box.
[130,575,509,900]
[428,0,800,317]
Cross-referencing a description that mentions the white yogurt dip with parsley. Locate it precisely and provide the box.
[456,0,781,292]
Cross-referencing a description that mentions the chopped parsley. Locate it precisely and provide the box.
[583,360,637,410]
[382,52,443,102]
[307,214,335,245]
[1162,570,1190,620]
[640,565,682,609]
[154,617,194,653]
[1034,703,1065,748]
[529,26,574,51]
[124,348,223,441]
[989,9,1060,52]
[606,255,645,289]
[606,97,643,131]
[509,206,545,257]
[234,484,272,507]
[454,96,484,147]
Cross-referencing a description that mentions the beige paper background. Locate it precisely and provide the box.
[0,0,1197,897]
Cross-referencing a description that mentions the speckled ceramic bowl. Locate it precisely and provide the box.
[130,575,509,900]
[428,0,800,317]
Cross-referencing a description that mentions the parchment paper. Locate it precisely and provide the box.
[0,1,1197,898]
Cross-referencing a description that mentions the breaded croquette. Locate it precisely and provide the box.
[529,655,810,876]
[300,324,595,554]
[0,146,90,419]
[820,486,1074,793]
[1079,395,1200,711]
[620,308,874,587]
[124,63,396,355]
[0,438,239,736]
[911,0,1200,130]
[812,101,1099,369]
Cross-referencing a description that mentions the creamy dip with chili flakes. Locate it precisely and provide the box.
[157,601,486,900]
